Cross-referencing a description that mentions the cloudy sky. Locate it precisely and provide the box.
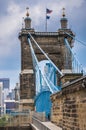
[0,0,86,90]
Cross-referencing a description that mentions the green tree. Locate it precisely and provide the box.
[0,115,8,126]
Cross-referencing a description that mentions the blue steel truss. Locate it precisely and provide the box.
[28,34,62,94]
[28,33,62,117]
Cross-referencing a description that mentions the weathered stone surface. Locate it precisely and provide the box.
[51,75,86,130]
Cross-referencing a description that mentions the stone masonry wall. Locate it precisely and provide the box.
[51,75,86,130]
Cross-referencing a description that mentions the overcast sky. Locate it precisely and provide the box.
[0,0,86,90]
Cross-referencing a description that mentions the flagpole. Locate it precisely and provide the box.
[45,8,47,32]
[45,8,52,32]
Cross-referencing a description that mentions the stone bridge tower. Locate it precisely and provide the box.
[18,8,74,111]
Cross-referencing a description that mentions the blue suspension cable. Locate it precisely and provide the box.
[28,32,63,76]
[64,38,84,73]
[65,32,86,47]
[28,38,55,93]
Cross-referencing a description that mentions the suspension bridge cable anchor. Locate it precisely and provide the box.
[28,34,31,39]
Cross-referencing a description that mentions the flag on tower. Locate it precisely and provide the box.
[45,8,53,31]
[46,8,53,14]
[46,8,53,19]
[46,15,50,19]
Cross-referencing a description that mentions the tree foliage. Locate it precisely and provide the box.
[0,115,8,126]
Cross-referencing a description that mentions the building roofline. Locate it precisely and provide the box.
[62,75,86,88]
[51,75,86,96]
